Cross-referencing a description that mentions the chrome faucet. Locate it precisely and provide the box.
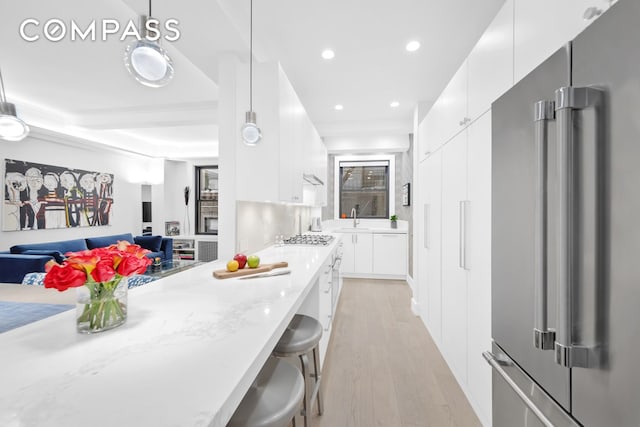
[350,207,357,228]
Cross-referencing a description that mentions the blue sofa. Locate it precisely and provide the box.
[0,233,173,284]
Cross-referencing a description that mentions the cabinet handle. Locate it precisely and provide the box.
[459,200,470,270]
[583,6,602,20]
[379,234,397,237]
[424,204,430,249]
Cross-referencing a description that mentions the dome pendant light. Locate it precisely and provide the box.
[241,0,262,146]
[0,68,29,142]
[124,0,174,88]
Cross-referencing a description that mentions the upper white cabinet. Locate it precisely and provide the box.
[278,73,304,203]
[424,61,468,153]
[416,114,430,162]
[238,62,327,205]
[514,0,614,83]
[423,0,514,153]
[467,0,514,120]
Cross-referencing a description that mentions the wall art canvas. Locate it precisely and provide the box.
[3,158,114,231]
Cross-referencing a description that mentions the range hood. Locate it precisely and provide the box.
[303,173,324,186]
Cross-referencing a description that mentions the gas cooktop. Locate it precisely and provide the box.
[283,234,334,246]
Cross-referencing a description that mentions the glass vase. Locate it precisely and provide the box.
[76,277,128,334]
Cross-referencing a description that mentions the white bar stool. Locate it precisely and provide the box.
[273,314,323,427]
[228,357,304,427]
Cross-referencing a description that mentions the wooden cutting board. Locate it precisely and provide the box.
[213,261,289,279]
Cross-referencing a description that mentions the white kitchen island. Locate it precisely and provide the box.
[0,237,341,427]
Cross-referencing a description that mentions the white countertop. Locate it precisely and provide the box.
[0,237,340,427]
[323,219,409,234]
[330,227,407,234]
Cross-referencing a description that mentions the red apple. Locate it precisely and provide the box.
[233,253,248,269]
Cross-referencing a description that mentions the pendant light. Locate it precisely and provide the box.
[0,68,29,142]
[241,0,262,145]
[124,0,174,88]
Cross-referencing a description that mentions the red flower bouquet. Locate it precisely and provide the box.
[44,241,152,333]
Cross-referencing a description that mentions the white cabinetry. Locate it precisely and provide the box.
[424,61,468,153]
[238,62,326,205]
[416,114,492,426]
[317,258,333,365]
[372,233,407,276]
[466,113,492,424]
[341,231,407,278]
[514,0,615,83]
[417,115,430,162]
[278,73,304,203]
[467,0,514,120]
[420,0,513,160]
[417,150,443,344]
[440,130,469,385]
[340,232,372,275]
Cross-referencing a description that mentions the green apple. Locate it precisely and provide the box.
[247,255,260,268]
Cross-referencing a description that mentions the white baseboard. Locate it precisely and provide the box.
[341,273,406,280]
[411,297,420,316]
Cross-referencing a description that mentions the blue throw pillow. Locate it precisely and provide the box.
[22,250,65,264]
[134,235,163,253]
[86,233,134,249]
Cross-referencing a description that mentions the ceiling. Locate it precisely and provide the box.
[0,0,505,159]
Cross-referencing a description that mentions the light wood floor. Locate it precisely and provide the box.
[306,278,482,427]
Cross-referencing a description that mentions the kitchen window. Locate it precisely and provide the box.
[338,160,390,219]
[195,166,218,235]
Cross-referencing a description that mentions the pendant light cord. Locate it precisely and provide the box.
[0,69,6,103]
[149,0,152,18]
[249,0,253,112]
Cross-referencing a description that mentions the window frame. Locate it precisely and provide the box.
[334,154,395,220]
[195,165,218,235]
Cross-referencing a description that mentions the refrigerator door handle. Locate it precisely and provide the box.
[554,86,604,368]
[533,100,556,351]
[483,351,555,427]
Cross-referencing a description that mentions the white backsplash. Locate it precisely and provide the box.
[236,201,321,254]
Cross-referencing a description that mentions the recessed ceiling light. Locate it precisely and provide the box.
[321,49,335,60]
[334,104,344,111]
[405,40,421,52]
[390,101,400,108]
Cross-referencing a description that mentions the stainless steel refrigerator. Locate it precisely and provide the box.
[486,1,640,425]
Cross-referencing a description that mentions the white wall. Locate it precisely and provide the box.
[236,201,319,254]
[1,128,157,249]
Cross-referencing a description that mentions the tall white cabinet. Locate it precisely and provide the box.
[440,130,469,384]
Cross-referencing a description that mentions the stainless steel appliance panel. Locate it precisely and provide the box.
[488,343,579,427]
[492,47,571,410]
[570,1,640,424]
